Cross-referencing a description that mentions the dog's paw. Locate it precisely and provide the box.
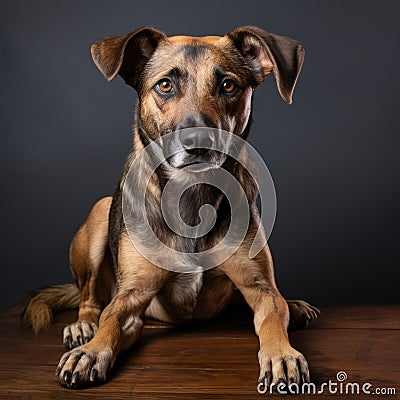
[56,346,113,389]
[287,299,320,330]
[258,346,310,390]
[63,321,98,349]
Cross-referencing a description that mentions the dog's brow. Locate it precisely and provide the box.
[165,67,188,81]
[214,66,227,81]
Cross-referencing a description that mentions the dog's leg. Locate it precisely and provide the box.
[220,237,310,389]
[287,300,320,330]
[56,232,170,389]
[63,197,116,349]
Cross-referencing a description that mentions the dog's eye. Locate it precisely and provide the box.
[156,79,173,94]
[221,79,237,94]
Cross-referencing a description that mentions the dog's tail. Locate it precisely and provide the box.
[22,284,81,334]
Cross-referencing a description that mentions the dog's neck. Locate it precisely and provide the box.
[148,164,227,233]
[121,111,256,250]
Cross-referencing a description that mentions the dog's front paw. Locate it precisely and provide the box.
[258,346,310,391]
[288,299,320,330]
[56,346,113,389]
[63,321,98,349]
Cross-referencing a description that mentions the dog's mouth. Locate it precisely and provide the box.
[166,150,225,171]
[178,160,203,167]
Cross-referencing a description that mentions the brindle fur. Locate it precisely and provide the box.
[23,26,319,389]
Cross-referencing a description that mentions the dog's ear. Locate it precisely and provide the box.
[227,26,305,104]
[91,27,166,88]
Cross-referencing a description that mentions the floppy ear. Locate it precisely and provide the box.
[90,27,166,88]
[227,26,305,104]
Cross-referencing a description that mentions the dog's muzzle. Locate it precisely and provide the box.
[162,127,229,171]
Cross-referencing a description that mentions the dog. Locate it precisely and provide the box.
[23,26,319,390]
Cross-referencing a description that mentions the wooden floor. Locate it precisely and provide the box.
[0,303,399,399]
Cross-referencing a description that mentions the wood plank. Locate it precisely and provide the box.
[313,305,400,330]
[0,304,399,399]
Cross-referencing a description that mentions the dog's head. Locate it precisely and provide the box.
[91,26,304,169]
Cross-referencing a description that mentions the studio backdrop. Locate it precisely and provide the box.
[1,0,399,309]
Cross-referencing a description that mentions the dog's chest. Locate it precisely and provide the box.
[154,272,203,322]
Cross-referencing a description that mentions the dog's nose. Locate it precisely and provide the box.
[176,114,215,156]
[180,129,214,155]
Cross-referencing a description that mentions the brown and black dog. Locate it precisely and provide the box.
[23,26,319,389]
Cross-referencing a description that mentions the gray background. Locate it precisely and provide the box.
[1,1,399,309]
